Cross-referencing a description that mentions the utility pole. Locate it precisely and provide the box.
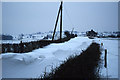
[60,1,63,41]
[71,28,74,34]
[52,1,63,41]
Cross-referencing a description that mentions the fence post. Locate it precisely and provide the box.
[101,43,103,46]
[104,49,107,68]
[20,41,23,53]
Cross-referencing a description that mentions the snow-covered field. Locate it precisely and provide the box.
[1,37,119,78]
[100,38,119,78]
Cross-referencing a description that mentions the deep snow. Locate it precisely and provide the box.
[100,38,119,78]
[2,37,93,78]
[1,37,119,78]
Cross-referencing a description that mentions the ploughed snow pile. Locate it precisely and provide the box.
[2,37,93,78]
[2,37,119,78]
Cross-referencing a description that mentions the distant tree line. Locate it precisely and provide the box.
[86,29,97,37]
[64,31,77,38]
[86,29,120,38]
[0,35,13,40]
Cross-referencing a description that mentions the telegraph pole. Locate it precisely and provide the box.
[52,1,63,41]
[60,1,63,41]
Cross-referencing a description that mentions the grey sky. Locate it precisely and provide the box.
[2,2,118,35]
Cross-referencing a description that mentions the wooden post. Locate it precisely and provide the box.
[104,49,107,68]
[52,3,62,41]
[60,1,63,41]
[71,28,74,34]
[101,43,103,46]
[20,40,23,53]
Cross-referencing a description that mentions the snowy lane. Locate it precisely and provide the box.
[2,37,93,78]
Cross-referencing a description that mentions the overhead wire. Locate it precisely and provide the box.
[64,6,74,29]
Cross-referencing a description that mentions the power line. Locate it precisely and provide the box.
[64,6,74,28]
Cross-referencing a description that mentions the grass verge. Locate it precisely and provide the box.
[32,42,102,80]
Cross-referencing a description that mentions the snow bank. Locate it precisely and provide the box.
[2,37,93,78]
[2,37,118,78]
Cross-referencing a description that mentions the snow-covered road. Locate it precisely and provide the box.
[1,37,119,78]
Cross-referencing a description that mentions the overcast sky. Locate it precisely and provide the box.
[2,2,118,35]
